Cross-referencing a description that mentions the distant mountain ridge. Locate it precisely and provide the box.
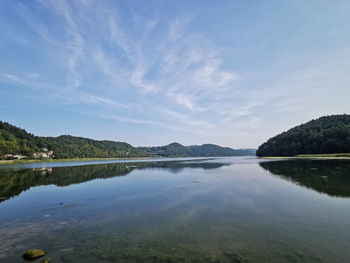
[0,121,255,159]
[140,142,255,157]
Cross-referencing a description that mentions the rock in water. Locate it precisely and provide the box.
[22,249,46,260]
[42,258,52,263]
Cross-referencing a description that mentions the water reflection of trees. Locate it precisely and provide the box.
[0,160,229,202]
[260,160,350,198]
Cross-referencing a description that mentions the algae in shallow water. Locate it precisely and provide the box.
[41,258,52,263]
[22,249,46,260]
[55,231,250,263]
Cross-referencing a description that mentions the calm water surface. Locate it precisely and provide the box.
[0,157,350,263]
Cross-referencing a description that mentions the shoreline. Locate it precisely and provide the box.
[0,157,164,165]
[2,154,349,165]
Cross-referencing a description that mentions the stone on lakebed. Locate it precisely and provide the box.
[22,249,46,260]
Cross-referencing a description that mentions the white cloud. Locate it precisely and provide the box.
[130,63,158,93]
[160,109,214,128]
[79,93,129,109]
[93,114,205,135]
[3,73,26,85]
[168,17,191,40]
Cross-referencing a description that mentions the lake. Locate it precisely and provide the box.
[1,157,350,263]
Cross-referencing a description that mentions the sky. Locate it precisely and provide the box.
[0,0,349,148]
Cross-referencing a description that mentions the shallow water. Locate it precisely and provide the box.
[1,157,350,262]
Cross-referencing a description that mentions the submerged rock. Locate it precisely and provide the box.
[22,249,46,260]
[41,258,52,263]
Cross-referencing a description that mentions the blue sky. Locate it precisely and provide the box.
[0,0,349,148]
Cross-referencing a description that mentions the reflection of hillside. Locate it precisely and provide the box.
[260,160,350,198]
[0,160,228,202]
[147,161,229,173]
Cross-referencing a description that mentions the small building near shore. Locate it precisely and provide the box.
[3,154,14,159]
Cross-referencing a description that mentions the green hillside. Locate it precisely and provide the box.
[0,121,146,159]
[257,114,350,157]
[38,135,145,158]
[0,122,40,156]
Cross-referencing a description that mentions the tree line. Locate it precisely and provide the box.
[0,121,255,159]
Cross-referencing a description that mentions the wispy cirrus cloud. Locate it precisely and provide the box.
[78,93,130,109]
[2,0,349,148]
[48,0,85,91]
[29,1,242,131]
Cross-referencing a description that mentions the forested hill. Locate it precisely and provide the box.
[0,121,255,159]
[256,114,350,157]
[0,121,145,159]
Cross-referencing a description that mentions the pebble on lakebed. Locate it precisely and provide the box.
[41,258,52,263]
[22,249,46,260]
